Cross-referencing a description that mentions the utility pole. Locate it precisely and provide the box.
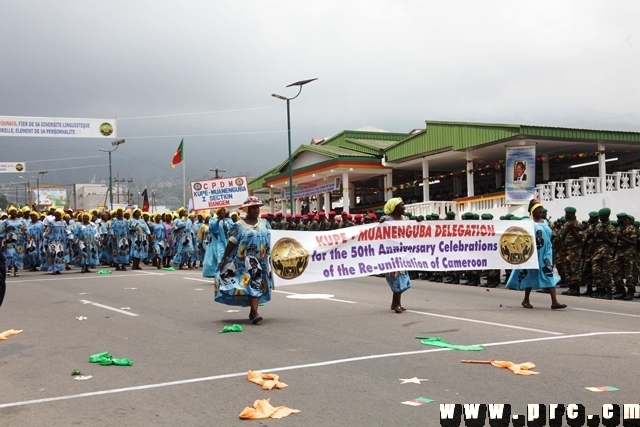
[209,168,226,179]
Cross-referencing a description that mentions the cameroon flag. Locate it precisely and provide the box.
[171,139,184,168]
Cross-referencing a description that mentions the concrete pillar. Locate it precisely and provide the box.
[542,154,550,182]
[598,141,606,193]
[422,158,430,202]
[466,150,475,197]
[269,188,275,214]
[341,172,350,213]
[385,171,393,200]
[324,191,331,211]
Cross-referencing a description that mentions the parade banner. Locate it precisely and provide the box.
[505,145,536,205]
[32,187,67,206]
[190,176,249,210]
[0,162,26,173]
[0,116,117,138]
[269,220,538,286]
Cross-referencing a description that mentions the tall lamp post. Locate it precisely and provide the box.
[99,139,126,210]
[272,78,317,215]
[32,171,48,211]
[18,176,31,206]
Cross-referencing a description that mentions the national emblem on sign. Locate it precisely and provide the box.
[271,238,310,280]
[499,226,534,265]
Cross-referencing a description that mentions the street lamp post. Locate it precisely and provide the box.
[272,78,317,215]
[18,176,30,206]
[99,139,125,210]
[33,171,48,211]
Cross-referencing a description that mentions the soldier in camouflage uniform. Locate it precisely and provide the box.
[591,208,617,299]
[307,212,319,231]
[612,213,637,301]
[558,207,584,297]
[317,212,330,231]
[296,214,307,231]
[340,213,355,228]
[328,211,340,230]
[580,211,600,295]
[552,217,566,287]
[271,212,284,230]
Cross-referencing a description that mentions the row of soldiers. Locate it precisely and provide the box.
[552,206,639,301]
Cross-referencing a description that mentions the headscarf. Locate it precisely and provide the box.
[383,197,403,215]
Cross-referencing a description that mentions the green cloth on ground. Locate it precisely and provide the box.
[416,336,484,351]
[97,269,112,274]
[89,351,133,366]
[162,267,176,271]
[219,324,243,333]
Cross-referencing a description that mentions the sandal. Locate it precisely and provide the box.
[521,302,533,309]
[551,304,567,310]
[250,315,263,324]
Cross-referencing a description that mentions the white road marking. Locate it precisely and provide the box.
[78,300,139,317]
[570,307,640,318]
[9,273,149,283]
[274,290,357,304]
[2,331,638,409]
[406,309,562,335]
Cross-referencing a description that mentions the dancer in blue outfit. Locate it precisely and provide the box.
[25,211,45,271]
[203,207,233,278]
[379,197,413,313]
[215,197,272,324]
[42,209,68,275]
[506,199,567,310]
[110,208,130,271]
[129,208,151,270]
[149,214,166,269]
[0,207,26,277]
[72,212,99,273]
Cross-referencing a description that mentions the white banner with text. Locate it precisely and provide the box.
[0,116,117,138]
[270,220,539,286]
[190,176,249,210]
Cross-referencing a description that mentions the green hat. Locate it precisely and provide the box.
[405,212,413,218]
[629,215,635,222]
[446,211,456,218]
[504,213,514,219]
[481,213,494,220]
[598,207,611,216]
[417,215,425,221]
[588,211,599,218]
[471,213,480,220]
[611,220,618,226]
[616,212,628,218]
[635,221,640,227]
[430,213,439,219]
[559,216,566,222]
[499,215,506,220]
[511,216,521,220]
[564,207,576,213]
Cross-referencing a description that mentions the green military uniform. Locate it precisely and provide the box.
[591,208,617,299]
[580,212,600,295]
[558,207,583,296]
[613,213,637,300]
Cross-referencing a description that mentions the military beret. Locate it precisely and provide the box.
[611,220,618,226]
[504,214,514,219]
[405,212,413,218]
[294,213,302,218]
[417,215,425,220]
[558,216,566,222]
[307,212,315,217]
[368,213,377,219]
[588,211,599,218]
[629,215,635,222]
[354,214,363,219]
[511,216,520,221]
[471,213,480,220]
[446,211,456,218]
[564,207,576,213]
[598,208,611,215]
[616,212,628,218]
[318,212,326,217]
[481,213,494,220]
[499,216,506,220]
[635,221,640,227]
[275,211,283,217]
[329,211,336,215]
[430,213,440,219]
[285,214,292,219]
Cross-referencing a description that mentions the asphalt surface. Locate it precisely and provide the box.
[1,267,639,426]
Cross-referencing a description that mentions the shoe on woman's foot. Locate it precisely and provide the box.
[551,304,567,310]
[521,302,533,309]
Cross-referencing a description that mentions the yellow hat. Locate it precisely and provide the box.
[7,206,18,213]
[21,206,30,213]
[383,197,403,215]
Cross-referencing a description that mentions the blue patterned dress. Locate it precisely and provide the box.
[172,217,194,266]
[24,219,45,269]
[506,219,560,290]
[98,220,112,265]
[129,218,151,260]
[380,215,412,293]
[0,218,26,270]
[72,222,99,268]
[149,221,166,261]
[203,216,233,277]
[213,218,273,306]
[109,218,131,265]
[42,220,68,273]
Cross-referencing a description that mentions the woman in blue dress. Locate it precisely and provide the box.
[0,207,27,277]
[110,208,130,271]
[162,212,174,268]
[215,197,272,324]
[97,211,112,266]
[41,209,68,275]
[506,199,567,310]
[203,207,233,278]
[149,213,166,269]
[24,211,45,271]
[129,208,151,270]
[72,212,99,273]
[172,208,194,269]
[379,198,413,313]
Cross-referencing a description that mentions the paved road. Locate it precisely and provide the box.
[1,268,639,426]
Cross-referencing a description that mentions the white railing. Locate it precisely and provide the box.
[406,169,640,220]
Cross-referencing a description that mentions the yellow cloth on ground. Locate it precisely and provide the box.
[239,399,301,420]
[247,370,288,390]
[490,360,539,375]
[0,329,23,341]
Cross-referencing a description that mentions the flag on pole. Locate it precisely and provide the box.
[141,189,149,212]
[171,139,184,168]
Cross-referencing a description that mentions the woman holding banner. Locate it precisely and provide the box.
[506,199,567,310]
[215,196,272,325]
[380,197,412,313]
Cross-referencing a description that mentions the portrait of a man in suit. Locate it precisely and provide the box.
[513,161,527,182]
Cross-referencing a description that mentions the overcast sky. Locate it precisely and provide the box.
[1,0,638,190]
